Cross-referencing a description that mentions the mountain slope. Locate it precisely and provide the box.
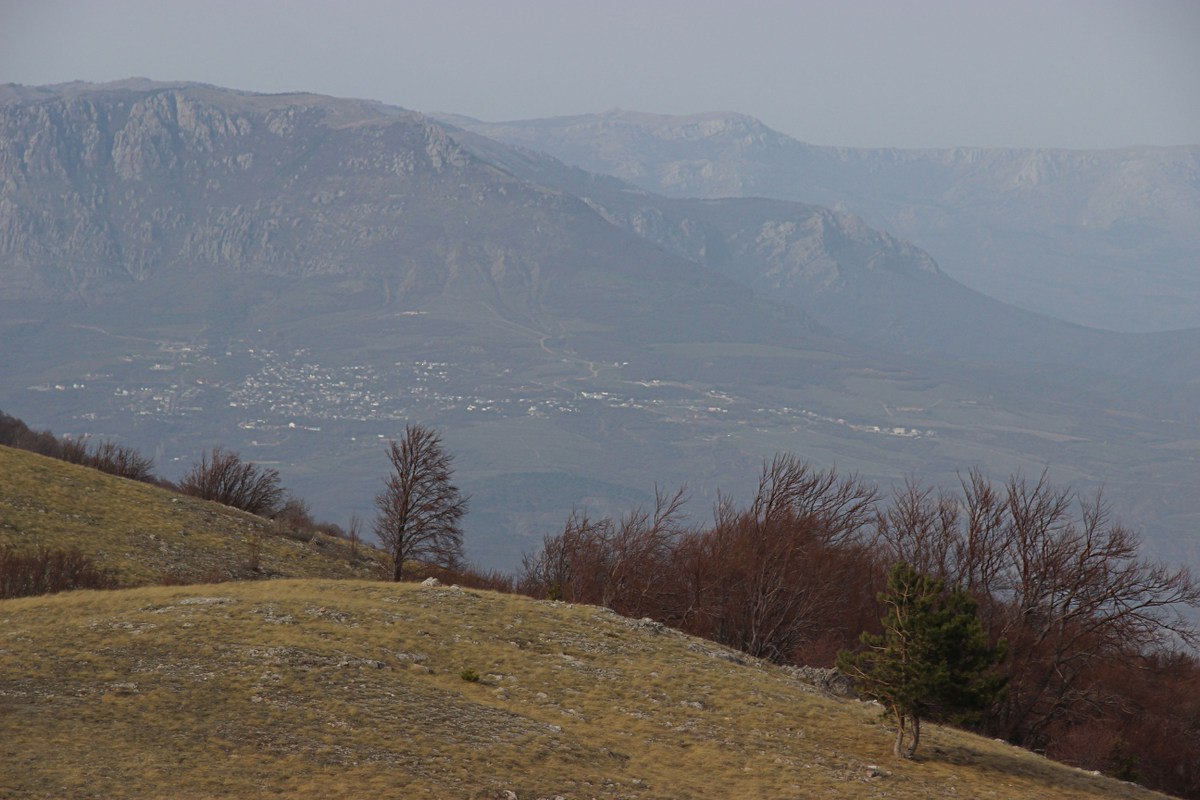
[447,123,1200,387]
[0,81,772,345]
[0,579,1167,799]
[0,444,382,583]
[443,110,1200,332]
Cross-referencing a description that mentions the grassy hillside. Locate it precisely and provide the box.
[0,579,1164,799]
[0,444,382,584]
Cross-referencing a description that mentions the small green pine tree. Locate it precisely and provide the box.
[837,562,1006,758]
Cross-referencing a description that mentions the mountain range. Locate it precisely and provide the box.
[442,109,1200,333]
[2,80,1199,570]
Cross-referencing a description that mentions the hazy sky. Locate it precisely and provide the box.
[2,0,1198,149]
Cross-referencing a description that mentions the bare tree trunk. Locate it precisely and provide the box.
[894,712,920,759]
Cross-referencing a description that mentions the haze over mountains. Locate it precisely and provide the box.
[2,80,1199,569]
[452,132,1200,387]
[443,110,1200,333]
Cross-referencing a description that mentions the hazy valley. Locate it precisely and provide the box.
[2,80,1200,574]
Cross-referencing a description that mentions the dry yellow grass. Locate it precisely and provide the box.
[0,579,1167,799]
[0,445,384,584]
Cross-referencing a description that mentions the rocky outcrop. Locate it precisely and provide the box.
[787,665,858,699]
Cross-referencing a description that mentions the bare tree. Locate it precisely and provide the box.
[600,485,690,616]
[519,510,608,602]
[374,425,468,581]
[749,454,877,547]
[179,447,284,517]
[705,456,877,662]
[519,486,689,614]
[686,501,875,663]
[346,512,363,563]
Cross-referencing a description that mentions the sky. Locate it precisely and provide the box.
[1,0,1198,150]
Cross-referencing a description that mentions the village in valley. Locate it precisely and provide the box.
[25,334,936,464]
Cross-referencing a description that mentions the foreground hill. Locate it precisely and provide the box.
[0,445,381,584]
[0,579,1164,799]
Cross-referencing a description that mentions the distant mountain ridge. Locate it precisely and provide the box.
[0,81,784,345]
[443,109,1200,333]
[6,80,1195,384]
[3,80,1200,571]
[445,122,1200,388]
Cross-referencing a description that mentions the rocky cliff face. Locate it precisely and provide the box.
[578,192,941,293]
[6,81,962,345]
[0,83,493,306]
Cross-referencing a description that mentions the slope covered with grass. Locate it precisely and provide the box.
[0,579,1164,799]
[0,444,382,584]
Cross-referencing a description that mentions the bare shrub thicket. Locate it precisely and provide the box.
[0,410,63,457]
[1,410,157,483]
[180,448,285,517]
[519,486,687,612]
[874,469,1200,751]
[0,546,117,598]
[85,440,156,482]
[518,458,1200,797]
[520,456,882,665]
[272,493,317,541]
